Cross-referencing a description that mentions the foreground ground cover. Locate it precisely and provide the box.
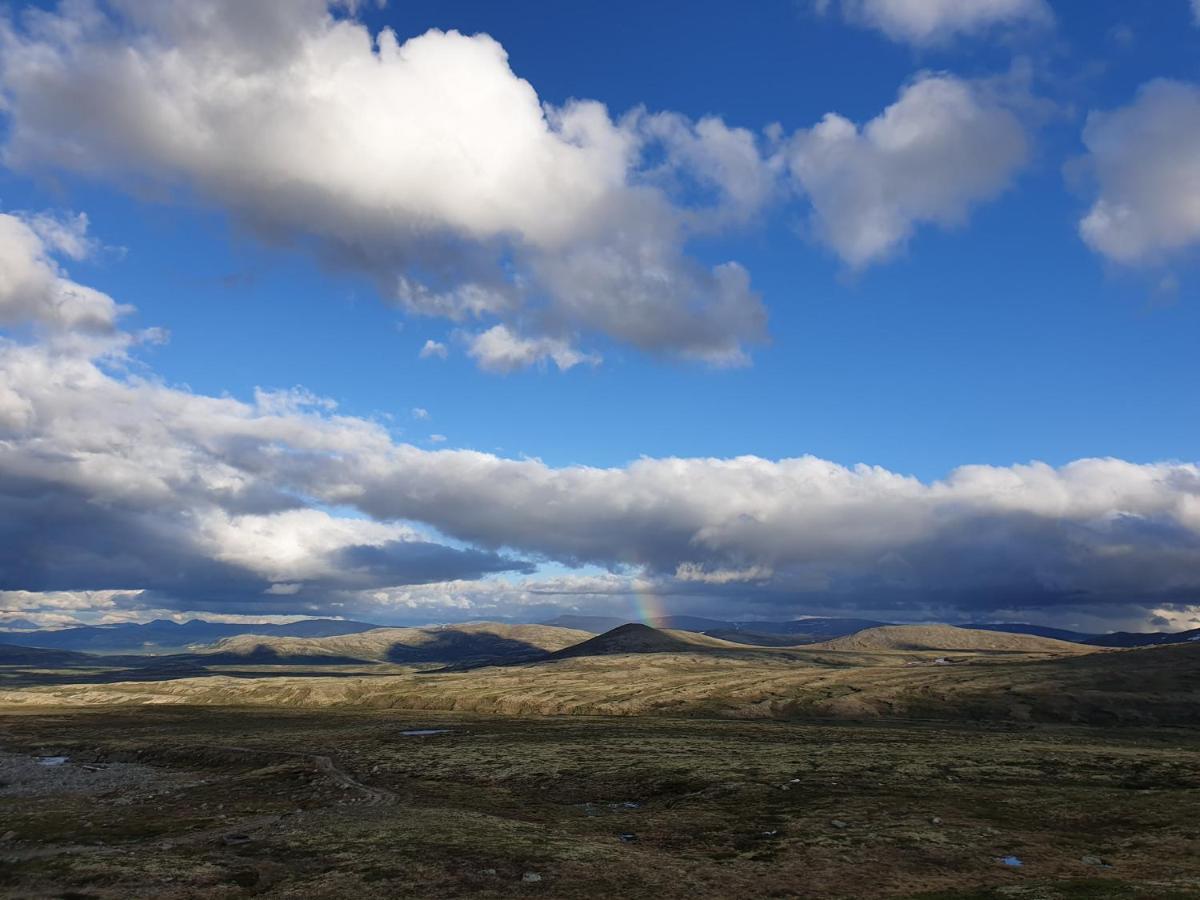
[0,707,1197,898]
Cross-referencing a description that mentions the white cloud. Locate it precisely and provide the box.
[1,226,1197,630]
[635,112,781,227]
[0,258,530,611]
[1193,0,1200,25]
[196,508,422,583]
[418,339,448,360]
[1078,80,1200,265]
[411,407,429,420]
[786,74,1029,266]
[0,1,770,369]
[361,572,644,614]
[0,212,125,333]
[675,563,773,584]
[824,0,1052,45]
[4,286,1200,625]
[429,434,447,444]
[467,325,600,373]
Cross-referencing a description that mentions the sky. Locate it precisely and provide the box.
[1,0,1200,633]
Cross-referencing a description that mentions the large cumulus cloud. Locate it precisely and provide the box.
[0,1,1047,369]
[0,0,771,368]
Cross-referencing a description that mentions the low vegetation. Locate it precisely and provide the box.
[2,623,1197,897]
[1,708,1198,898]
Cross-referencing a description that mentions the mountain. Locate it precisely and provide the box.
[708,617,891,644]
[1085,627,1200,647]
[646,615,732,631]
[0,618,42,631]
[539,615,628,633]
[729,618,890,636]
[539,615,734,634]
[7,631,1197,728]
[201,622,595,667]
[546,623,749,659]
[0,618,382,654]
[0,643,100,666]
[962,623,1099,643]
[704,629,814,646]
[540,615,890,639]
[811,624,1095,654]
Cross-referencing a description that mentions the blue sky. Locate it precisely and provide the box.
[2,0,1200,631]
[4,0,1198,479]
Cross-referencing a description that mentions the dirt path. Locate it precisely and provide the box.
[160,742,399,806]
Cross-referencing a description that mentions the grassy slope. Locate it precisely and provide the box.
[200,622,595,664]
[811,625,1096,654]
[2,628,1195,726]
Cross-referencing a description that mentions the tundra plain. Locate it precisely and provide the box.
[1,624,1198,898]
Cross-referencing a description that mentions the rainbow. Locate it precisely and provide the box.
[632,587,668,625]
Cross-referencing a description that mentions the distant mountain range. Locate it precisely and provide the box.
[1082,627,1200,647]
[543,615,1200,648]
[0,618,381,654]
[540,615,891,643]
[3,615,1197,655]
[961,623,1100,643]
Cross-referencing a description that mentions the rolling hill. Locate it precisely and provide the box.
[0,618,383,654]
[962,622,1099,643]
[540,615,891,640]
[0,643,100,667]
[201,622,594,666]
[1085,626,1200,647]
[1,631,1194,727]
[545,623,750,658]
[809,624,1096,654]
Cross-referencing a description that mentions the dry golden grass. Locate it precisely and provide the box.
[2,627,1195,727]
[202,621,594,663]
[811,624,1096,654]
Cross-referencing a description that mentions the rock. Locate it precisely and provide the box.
[521,872,542,883]
[222,833,252,846]
[480,869,497,876]
[0,831,16,842]
[930,817,943,826]
[830,819,849,829]
[1081,855,1107,867]
[618,832,637,842]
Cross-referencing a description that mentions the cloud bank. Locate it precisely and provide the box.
[1,218,1198,629]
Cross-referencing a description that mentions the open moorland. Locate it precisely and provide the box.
[1,623,1198,898]
[1,624,1197,727]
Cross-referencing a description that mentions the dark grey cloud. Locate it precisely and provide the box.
[0,471,527,611]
